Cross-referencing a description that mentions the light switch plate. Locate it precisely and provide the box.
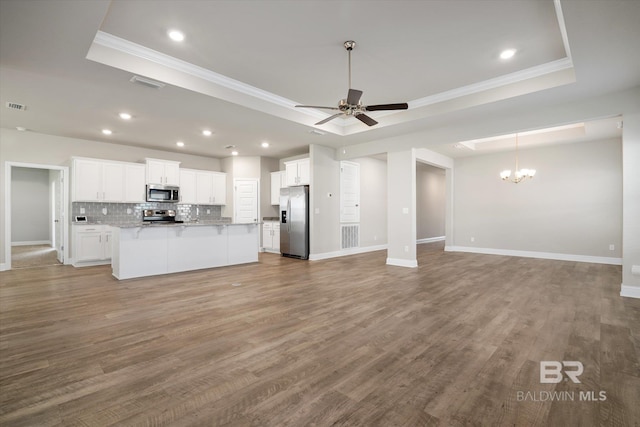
[632,265,640,276]
[402,208,409,214]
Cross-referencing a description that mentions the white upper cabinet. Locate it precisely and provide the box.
[145,158,180,186]
[270,171,286,205]
[73,158,102,201]
[72,158,124,202]
[212,173,226,205]
[179,169,197,204]
[180,168,226,205]
[196,171,214,204]
[123,164,146,203]
[285,158,310,186]
[101,162,124,202]
[73,158,146,203]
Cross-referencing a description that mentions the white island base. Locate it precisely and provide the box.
[112,223,259,280]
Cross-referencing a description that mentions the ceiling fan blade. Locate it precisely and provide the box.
[355,113,378,126]
[346,89,363,105]
[296,105,340,110]
[315,113,344,125]
[364,103,409,111]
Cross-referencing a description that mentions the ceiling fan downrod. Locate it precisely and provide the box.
[344,40,356,90]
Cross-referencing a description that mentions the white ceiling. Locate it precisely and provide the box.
[1,0,638,159]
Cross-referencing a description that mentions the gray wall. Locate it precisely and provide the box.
[416,162,446,240]
[11,167,50,244]
[309,144,341,255]
[453,138,622,258]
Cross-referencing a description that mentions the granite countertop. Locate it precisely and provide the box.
[73,218,242,228]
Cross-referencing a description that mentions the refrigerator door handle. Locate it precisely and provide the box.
[287,199,291,232]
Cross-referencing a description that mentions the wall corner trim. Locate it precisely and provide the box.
[386,258,418,268]
[620,284,640,299]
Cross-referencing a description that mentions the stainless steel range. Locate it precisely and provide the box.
[143,209,180,224]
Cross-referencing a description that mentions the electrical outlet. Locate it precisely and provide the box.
[80,207,85,214]
[609,244,615,251]
[374,235,378,241]
[404,245,409,252]
[470,237,475,243]
[207,209,211,214]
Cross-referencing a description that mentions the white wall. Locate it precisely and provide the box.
[11,167,50,244]
[452,138,622,259]
[416,162,446,240]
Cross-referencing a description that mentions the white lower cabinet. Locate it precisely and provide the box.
[111,224,259,280]
[73,225,112,266]
[262,221,280,253]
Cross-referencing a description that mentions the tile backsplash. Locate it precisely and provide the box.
[72,202,222,224]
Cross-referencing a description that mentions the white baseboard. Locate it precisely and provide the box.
[0,263,7,272]
[309,244,387,261]
[11,240,52,247]
[417,236,445,244]
[620,284,640,299]
[444,246,622,266]
[386,258,418,268]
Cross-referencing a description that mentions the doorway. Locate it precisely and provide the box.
[4,162,69,271]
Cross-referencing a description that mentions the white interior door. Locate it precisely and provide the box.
[54,171,64,262]
[340,161,360,223]
[234,179,258,224]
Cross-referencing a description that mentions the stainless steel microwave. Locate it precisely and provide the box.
[146,184,179,202]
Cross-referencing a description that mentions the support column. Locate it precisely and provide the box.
[386,150,417,267]
[622,112,640,298]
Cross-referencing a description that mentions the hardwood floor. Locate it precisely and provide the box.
[1,242,639,426]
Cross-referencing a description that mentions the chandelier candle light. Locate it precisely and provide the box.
[500,133,536,183]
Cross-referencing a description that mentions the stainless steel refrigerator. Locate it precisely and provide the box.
[280,185,309,259]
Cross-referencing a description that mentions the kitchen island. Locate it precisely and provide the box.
[111,222,259,280]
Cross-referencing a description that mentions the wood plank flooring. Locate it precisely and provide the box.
[1,242,639,426]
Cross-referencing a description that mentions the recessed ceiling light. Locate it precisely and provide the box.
[261,142,269,148]
[231,151,239,156]
[16,126,26,131]
[102,129,112,135]
[168,29,185,42]
[119,112,132,120]
[500,49,517,60]
[176,141,185,147]
[202,130,212,136]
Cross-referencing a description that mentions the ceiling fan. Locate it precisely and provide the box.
[296,40,409,126]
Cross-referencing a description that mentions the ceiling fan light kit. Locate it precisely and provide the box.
[296,40,408,126]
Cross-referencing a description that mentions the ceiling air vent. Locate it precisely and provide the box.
[130,75,165,89]
[6,102,26,111]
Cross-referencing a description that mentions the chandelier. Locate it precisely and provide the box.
[500,133,536,183]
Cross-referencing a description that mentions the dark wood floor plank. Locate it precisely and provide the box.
[1,243,639,426]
